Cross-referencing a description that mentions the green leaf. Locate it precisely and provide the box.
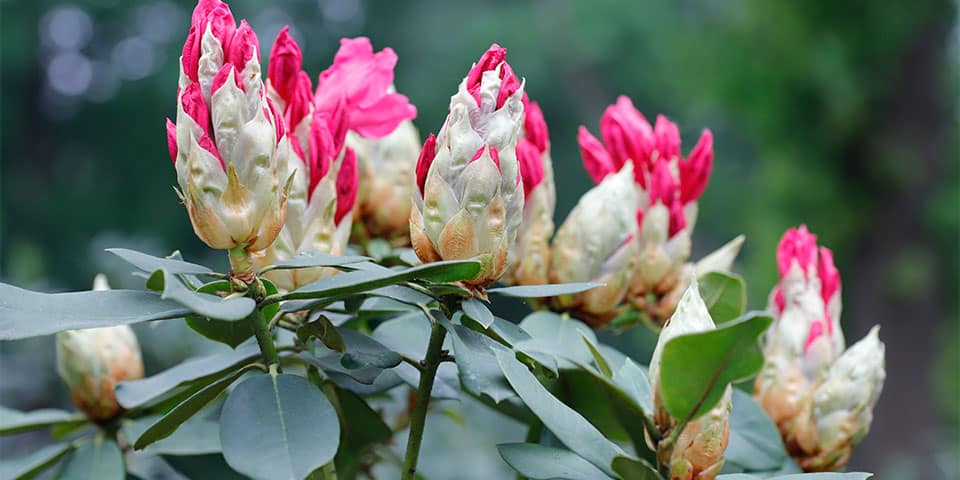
[581,334,613,378]
[116,345,260,408]
[220,373,340,480]
[611,359,654,414]
[725,389,786,472]
[184,280,259,348]
[107,248,213,275]
[340,328,402,369]
[0,407,87,435]
[164,454,247,480]
[155,269,254,321]
[516,311,598,369]
[0,442,71,480]
[659,312,772,422]
[57,437,124,480]
[297,316,345,353]
[123,416,221,455]
[611,456,661,480]
[132,364,256,450]
[0,283,189,340]
[698,272,747,324]
[332,387,392,479]
[281,260,481,301]
[258,251,370,273]
[495,349,623,476]
[462,297,495,328]
[444,321,515,403]
[497,443,611,480]
[486,282,603,298]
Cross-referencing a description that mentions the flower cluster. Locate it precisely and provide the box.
[410,44,525,288]
[754,226,885,471]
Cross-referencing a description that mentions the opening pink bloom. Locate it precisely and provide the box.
[314,37,417,138]
[466,44,520,110]
[267,26,303,103]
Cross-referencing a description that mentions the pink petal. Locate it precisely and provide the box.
[211,64,240,95]
[181,83,210,133]
[647,158,678,206]
[668,199,687,237]
[601,96,655,176]
[266,97,285,144]
[522,94,549,153]
[773,285,786,314]
[308,112,335,197]
[517,138,544,198]
[284,71,313,131]
[197,133,224,170]
[804,320,825,352]
[654,114,681,161]
[335,148,358,225]
[226,20,259,72]
[166,118,178,164]
[181,26,201,83]
[496,61,520,109]
[466,44,507,107]
[489,146,501,171]
[267,26,303,103]
[578,126,616,184]
[415,133,437,196]
[818,246,841,314]
[679,129,713,203]
[348,92,418,138]
[776,225,819,277]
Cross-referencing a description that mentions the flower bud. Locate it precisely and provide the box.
[788,327,885,471]
[169,1,290,257]
[547,165,637,325]
[410,44,526,287]
[578,97,714,323]
[503,94,555,285]
[648,279,730,479]
[56,275,144,421]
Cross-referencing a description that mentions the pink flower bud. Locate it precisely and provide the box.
[267,26,303,103]
[647,157,679,205]
[777,225,818,277]
[335,148,358,225]
[166,118,178,163]
[466,44,520,109]
[182,0,236,83]
[517,139,544,198]
[818,246,840,311]
[600,96,654,176]
[226,20,259,72]
[415,133,437,196]
[308,112,336,196]
[577,126,616,184]
[522,93,549,153]
[285,71,313,130]
[679,129,714,203]
[315,37,416,138]
[653,114,681,161]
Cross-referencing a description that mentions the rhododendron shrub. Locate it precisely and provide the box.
[0,2,882,479]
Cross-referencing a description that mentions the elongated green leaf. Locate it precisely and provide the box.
[487,282,603,298]
[340,328,402,369]
[133,364,256,450]
[659,312,772,421]
[220,373,340,480]
[516,311,598,369]
[297,316,345,353]
[581,334,613,377]
[300,351,382,385]
[444,321,515,403]
[462,297,495,328]
[725,389,786,472]
[156,270,254,321]
[612,359,654,414]
[0,284,189,340]
[107,248,213,275]
[495,350,623,476]
[258,251,370,273]
[0,442,71,480]
[116,344,260,408]
[281,260,481,301]
[123,416,221,455]
[611,456,661,480]
[0,407,86,435]
[497,443,610,480]
[184,281,256,348]
[58,437,124,480]
[699,272,747,324]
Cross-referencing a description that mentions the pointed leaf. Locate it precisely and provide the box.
[659,312,772,422]
[487,282,603,298]
[581,334,613,378]
[495,349,623,476]
[340,328,402,369]
[123,416,221,456]
[107,248,214,275]
[462,297,495,328]
[0,407,86,435]
[57,437,124,480]
[0,283,188,340]
[258,251,370,273]
[497,443,610,480]
[444,321,515,403]
[516,311,597,369]
[297,316,345,353]
[0,442,71,480]
[281,260,481,301]
[156,270,254,321]
[611,456,661,480]
[220,373,340,480]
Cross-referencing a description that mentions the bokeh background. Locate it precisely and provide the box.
[1,0,958,478]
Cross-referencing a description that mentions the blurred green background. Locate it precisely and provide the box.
[1,0,957,478]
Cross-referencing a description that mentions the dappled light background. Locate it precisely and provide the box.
[1,0,958,478]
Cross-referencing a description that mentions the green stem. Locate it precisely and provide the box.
[401,319,447,480]
[249,307,279,368]
[228,244,255,283]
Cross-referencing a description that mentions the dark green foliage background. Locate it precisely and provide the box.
[1,1,957,478]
